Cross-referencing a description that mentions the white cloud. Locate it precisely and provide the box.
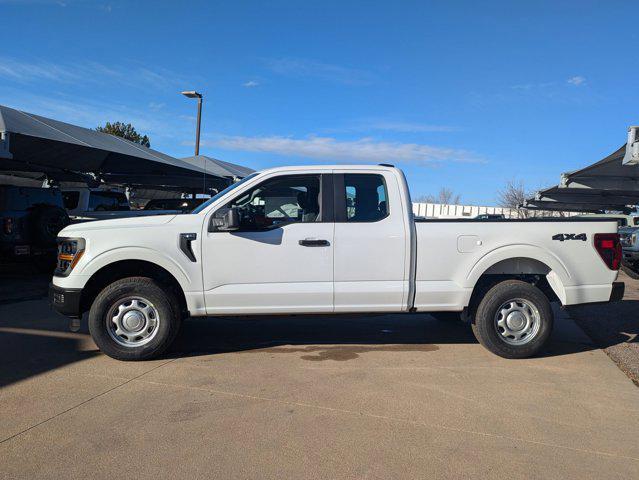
[209,135,481,165]
[242,80,259,88]
[148,102,165,111]
[567,75,586,86]
[0,0,108,7]
[510,82,555,91]
[325,120,459,135]
[0,57,194,91]
[0,58,80,82]
[366,121,458,133]
[0,0,66,4]
[266,58,376,86]
[0,90,190,149]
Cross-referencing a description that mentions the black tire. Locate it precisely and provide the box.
[430,312,462,322]
[470,280,553,359]
[88,277,182,361]
[29,205,70,246]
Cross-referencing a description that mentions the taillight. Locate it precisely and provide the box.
[594,233,621,270]
[2,217,13,235]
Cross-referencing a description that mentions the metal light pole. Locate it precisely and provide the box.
[181,91,204,194]
[181,90,203,155]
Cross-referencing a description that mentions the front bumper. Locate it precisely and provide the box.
[610,282,625,302]
[49,283,82,318]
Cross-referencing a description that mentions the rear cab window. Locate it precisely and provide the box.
[340,174,389,223]
[88,192,130,211]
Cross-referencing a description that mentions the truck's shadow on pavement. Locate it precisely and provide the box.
[569,300,639,348]
[2,300,635,388]
[167,309,598,360]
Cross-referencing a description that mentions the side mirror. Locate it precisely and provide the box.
[209,207,240,232]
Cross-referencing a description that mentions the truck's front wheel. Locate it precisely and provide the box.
[471,280,553,359]
[88,277,181,361]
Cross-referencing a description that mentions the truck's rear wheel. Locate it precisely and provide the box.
[88,277,181,361]
[470,280,553,359]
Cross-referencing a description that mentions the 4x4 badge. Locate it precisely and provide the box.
[552,233,587,242]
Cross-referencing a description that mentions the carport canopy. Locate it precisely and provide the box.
[522,198,634,214]
[0,104,229,191]
[525,185,639,209]
[522,136,639,214]
[181,155,254,179]
[560,145,639,191]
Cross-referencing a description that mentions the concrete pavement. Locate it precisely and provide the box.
[1,298,638,479]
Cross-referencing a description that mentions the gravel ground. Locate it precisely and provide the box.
[569,270,639,386]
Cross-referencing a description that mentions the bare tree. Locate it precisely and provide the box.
[497,179,531,218]
[415,187,461,205]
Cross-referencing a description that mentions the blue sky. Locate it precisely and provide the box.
[0,0,637,204]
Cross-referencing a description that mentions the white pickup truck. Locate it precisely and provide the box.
[49,165,624,361]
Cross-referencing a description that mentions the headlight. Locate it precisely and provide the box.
[55,238,85,277]
[632,233,638,245]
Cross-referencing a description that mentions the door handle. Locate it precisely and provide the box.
[298,238,330,247]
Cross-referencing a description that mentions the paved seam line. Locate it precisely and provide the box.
[136,378,639,463]
[0,358,177,445]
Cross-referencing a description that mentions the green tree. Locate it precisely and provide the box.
[96,122,151,148]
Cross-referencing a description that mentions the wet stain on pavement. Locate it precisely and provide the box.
[168,402,206,423]
[254,344,439,361]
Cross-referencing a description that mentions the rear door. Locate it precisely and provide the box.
[332,170,409,312]
[201,172,335,314]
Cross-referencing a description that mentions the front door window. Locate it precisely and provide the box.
[225,175,321,230]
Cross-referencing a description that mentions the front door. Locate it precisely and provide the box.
[201,173,334,314]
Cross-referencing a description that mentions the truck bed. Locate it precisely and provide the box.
[412,219,619,310]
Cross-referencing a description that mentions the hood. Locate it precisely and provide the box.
[60,214,177,235]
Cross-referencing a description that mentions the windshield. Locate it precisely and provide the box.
[191,173,259,213]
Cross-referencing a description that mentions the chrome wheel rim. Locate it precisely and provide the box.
[494,298,541,346]
[107,296,160,347]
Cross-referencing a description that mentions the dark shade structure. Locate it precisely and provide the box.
[522,140,639,214]
[528,185,639,208]
[181,155,254,179]
[0,104,229,191]
[560,145,639,191]
[523,199,634,214]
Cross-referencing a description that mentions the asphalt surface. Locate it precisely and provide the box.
[1,277,638,479]
[0,264,49,305]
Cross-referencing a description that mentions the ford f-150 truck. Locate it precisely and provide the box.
[49,165,624,361]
